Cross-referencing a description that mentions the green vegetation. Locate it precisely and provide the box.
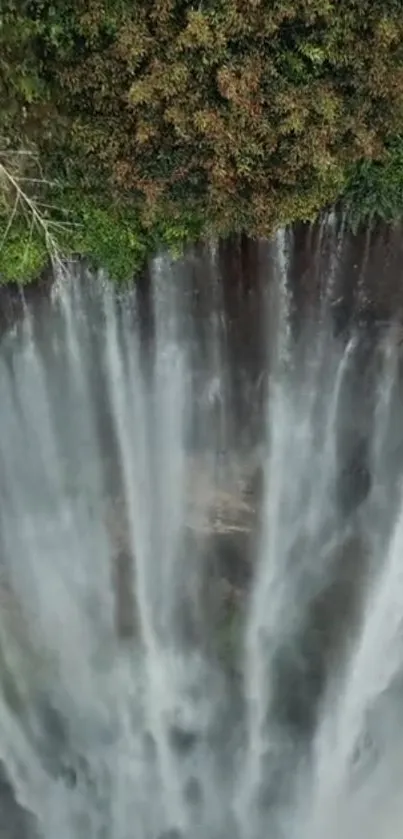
[2,0,403,282]
[342,136,403,230]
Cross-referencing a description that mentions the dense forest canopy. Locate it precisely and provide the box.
[2,0,403,281]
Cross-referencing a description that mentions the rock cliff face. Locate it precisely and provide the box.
[0,221,401,835]
[0,765,37,839]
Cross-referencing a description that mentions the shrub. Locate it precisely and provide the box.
[2,1,403,281]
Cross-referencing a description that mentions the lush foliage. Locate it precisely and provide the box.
[342,136,403,230]
[2,0,403,280]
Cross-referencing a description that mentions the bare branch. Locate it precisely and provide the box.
[0,190,21,250]
[15,177,58,186]
[0,159,65,272]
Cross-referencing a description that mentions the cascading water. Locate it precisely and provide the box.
[0,232,402,839]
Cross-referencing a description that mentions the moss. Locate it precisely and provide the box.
[60,197,149,282]
[0,226,48,285]
[0,182,204,283]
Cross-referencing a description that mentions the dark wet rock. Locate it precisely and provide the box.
[183,776,203,807]
[157,828,183,839]
[58,755,95,792]
[0,764,37,839]
[36,697,69,752]
[59,764,77,789]
[30,697,71,779]
[336,436,372,517]
[168,725,199,754]
[0,268,53,340]
[111,548,136,639]
[351,728,378,784]
[209,530,253,590]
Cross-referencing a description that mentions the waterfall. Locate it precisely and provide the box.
[0,230,402,839]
